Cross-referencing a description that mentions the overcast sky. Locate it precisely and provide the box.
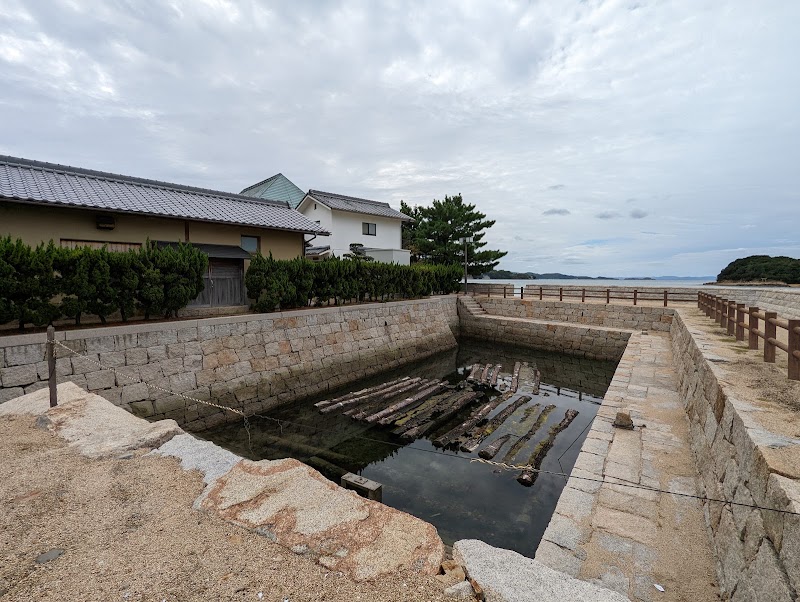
[1,1,798,277]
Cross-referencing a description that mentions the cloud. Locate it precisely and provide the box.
[0,0,798,277]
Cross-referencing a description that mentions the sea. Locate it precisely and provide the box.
[469,278,713,288]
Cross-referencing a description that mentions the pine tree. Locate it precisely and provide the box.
[403,194,506,276]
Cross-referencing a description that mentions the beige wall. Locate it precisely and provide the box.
[0,202,304,258]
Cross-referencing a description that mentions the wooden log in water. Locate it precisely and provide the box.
[489,365,502,387]
[350,379,432,420]
[433,392,510,448]
[517,408,579,486]
[366,382,448,424]
[321,377,422,414]
[501,403,555,465]
[314,376,409,409]
[305,456,348,480]
[392,390,464,434]
[391,390,451,426]
[259,433,359,471]
[510,362,523,392]
[400,391,482,440]
[480,364,493,384]
[478,433,513,459]
[467,363,483,382]
[533,369,541,395]
[459,393,530,452]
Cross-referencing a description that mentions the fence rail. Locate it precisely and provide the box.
[465,284,697,307]
[697,292,800,381]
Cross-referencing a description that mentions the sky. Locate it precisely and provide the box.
[1,1,798,277]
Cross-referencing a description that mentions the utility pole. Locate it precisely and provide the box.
[459,236,473,295]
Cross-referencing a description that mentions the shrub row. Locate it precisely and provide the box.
[0,237,208,330]
[245,255,463,312]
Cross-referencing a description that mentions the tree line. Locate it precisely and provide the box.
[245,254,463,312]
[717,255,800,284]
[0,237,208,331]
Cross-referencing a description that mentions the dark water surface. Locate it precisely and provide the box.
[201,338,616,558]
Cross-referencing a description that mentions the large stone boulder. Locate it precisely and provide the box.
[199,458,445,580]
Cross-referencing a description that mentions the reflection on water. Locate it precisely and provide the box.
[201,339,616,558]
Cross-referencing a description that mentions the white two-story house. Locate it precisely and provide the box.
[296,190,412,265]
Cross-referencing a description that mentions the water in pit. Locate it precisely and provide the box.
[200,339,616,558]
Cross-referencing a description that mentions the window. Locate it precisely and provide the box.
[362,222,376,236]
[241,235,260,254]
[61,239,141,252]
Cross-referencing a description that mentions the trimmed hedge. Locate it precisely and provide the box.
[0,237,208,330]
[245,254,463,312]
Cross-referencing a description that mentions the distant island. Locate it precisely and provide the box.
[485,270,705,281]
[716,255,799,285]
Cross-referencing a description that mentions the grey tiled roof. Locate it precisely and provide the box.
[307,189,413,221]
[0,155,329,235]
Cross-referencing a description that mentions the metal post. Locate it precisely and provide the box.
[664,290,668,308]
[581,288,586,302]
[559,287,563,302]
[539,286,543,300]
[764,312,777,363]
[633,290,638,306]
[606,289,610,304]
[520,286,524,299]
[748,307,760,349]
[47,325,57,407]
[788,320,800,381]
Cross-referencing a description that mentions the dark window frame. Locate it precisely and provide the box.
[362,222,377,236]
[241,235,260,254]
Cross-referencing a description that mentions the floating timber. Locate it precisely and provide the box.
[480,364,493,384]
[400,391,482,441]
[314,376,409,409]
[467,364,483,382]
[433,392,511,448]
[350,378,432,420]
[489,365,502,387]
[367,382,449,425]
[459,393,531,452]
[501,404,555,465]
[510,362,523,392]
[517,408,579,486]
[478,433,513,460]
[320,377,422,414]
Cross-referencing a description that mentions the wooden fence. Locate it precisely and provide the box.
[697,292,800,380]
[466,284,696,307]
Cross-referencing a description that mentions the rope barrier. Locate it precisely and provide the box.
[51,339,799,518]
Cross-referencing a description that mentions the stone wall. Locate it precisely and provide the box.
[475,297,675,332]
[0,297,459,431]
[670,310,800,600]
[459,308,630,361]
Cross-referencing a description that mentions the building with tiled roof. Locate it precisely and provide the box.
[0,155,329,307]
[297,190,412,265]
[240,173,306,209]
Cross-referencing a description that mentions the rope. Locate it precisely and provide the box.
[51,340,799,518]
[245,411,800,517]
[52,339,253,447]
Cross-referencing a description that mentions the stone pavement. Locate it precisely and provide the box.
[536,332,720,601]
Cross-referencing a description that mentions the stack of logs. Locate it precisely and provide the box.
[314,360,580,487]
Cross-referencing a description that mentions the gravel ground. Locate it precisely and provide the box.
[0,415,450,602]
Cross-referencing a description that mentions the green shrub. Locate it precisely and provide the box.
[245,255,463,312]
[0,237,61,330]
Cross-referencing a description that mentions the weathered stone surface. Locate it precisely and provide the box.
[121,382,149,403]
[3,383,181,456]
[738,539,793,602]
[199,458,444,581]
[454,539,628,602]
[152,433,241,484]
[85,369,116,391]
[1,364,38,387]
[443,581,474,599]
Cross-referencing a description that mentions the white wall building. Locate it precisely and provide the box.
[297,190,412,265]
